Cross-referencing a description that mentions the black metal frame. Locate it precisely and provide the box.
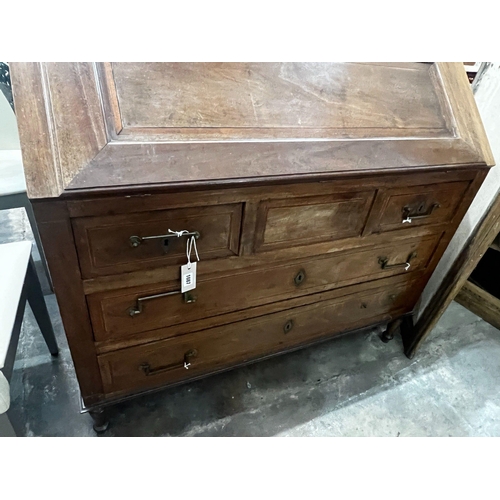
[0,62,14,111]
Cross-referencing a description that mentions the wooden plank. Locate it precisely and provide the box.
[44,63,108,188]
[455,280,500,330]
[67,138,483,192]
[10,63,62,198]
[116,126,454,141]
[112,62,449,132]
[436,62,495,166]
[95,62,123,137]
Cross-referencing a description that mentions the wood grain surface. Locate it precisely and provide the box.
[10,62,492,198]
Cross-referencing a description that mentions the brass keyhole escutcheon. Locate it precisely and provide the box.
[294,269,306,286]
[283,320,294,334]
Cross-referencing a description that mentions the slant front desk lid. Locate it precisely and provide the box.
[10,62,494,199]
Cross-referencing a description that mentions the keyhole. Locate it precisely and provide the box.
[294,270,306,286]
[283,320,294,334]
[418,203,425,213]
[162,238,170,253]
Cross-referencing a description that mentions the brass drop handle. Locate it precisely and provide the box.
[402,203,440,224]
[378,251,417,272]
[140,349,198,376]
[129,290,196,316]
[129,230,200,248]
[294,269,306,286]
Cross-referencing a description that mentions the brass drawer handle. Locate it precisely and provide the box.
[378,251,417,272]
[128,290,196,316]
[140,349,198,376]
[129,230,200,248]
[402,203,440,224]
[294,269,306,286]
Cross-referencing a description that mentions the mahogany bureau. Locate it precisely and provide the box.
[10,63,493,431]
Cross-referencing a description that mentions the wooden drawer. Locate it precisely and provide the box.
[98,279,420,395]
[254,189,375,252]
[88,232,442,342]
[365,180,470,235]
[73,203,243,278]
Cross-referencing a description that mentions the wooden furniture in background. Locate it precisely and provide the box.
[453,209,500,331]
[455,280,500,330]
[10,63,493,431]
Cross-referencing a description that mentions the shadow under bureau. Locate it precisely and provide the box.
[10,63,493,431]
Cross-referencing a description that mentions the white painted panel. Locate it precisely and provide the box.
[0,93,20,150]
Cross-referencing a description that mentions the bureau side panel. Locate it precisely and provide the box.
[32,200,104,406]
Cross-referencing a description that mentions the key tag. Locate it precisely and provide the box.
[181,235,199,293]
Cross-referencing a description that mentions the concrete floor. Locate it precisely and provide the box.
[3,207,500,436]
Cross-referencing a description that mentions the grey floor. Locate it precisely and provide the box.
[3,206,500,437]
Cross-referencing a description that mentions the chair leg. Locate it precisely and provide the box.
[25,255,59,356]
[24,198,54,292]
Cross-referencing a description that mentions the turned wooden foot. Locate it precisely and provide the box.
[380,318,403,343]
[89,408,109,433]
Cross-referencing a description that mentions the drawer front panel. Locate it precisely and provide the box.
[98,280,420,395]
[73,203,243,278]
[365,181,470,234]
[254,190,375,252]
[89,233,441,341]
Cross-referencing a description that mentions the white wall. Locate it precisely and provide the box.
[418,63,500,317]
[0,92,20,150]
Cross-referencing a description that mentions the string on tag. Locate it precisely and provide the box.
[186,235,199,270]
[168,229,189,238]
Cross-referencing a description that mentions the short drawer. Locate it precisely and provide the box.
[97,280,419,395]
[253,189,375,252]
[365,180,470,235]
[72,203,243,278]
[88,232,441,342]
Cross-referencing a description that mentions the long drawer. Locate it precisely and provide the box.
[98,279,420,395]
[88,232,442,342]
[72,203,243,278]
